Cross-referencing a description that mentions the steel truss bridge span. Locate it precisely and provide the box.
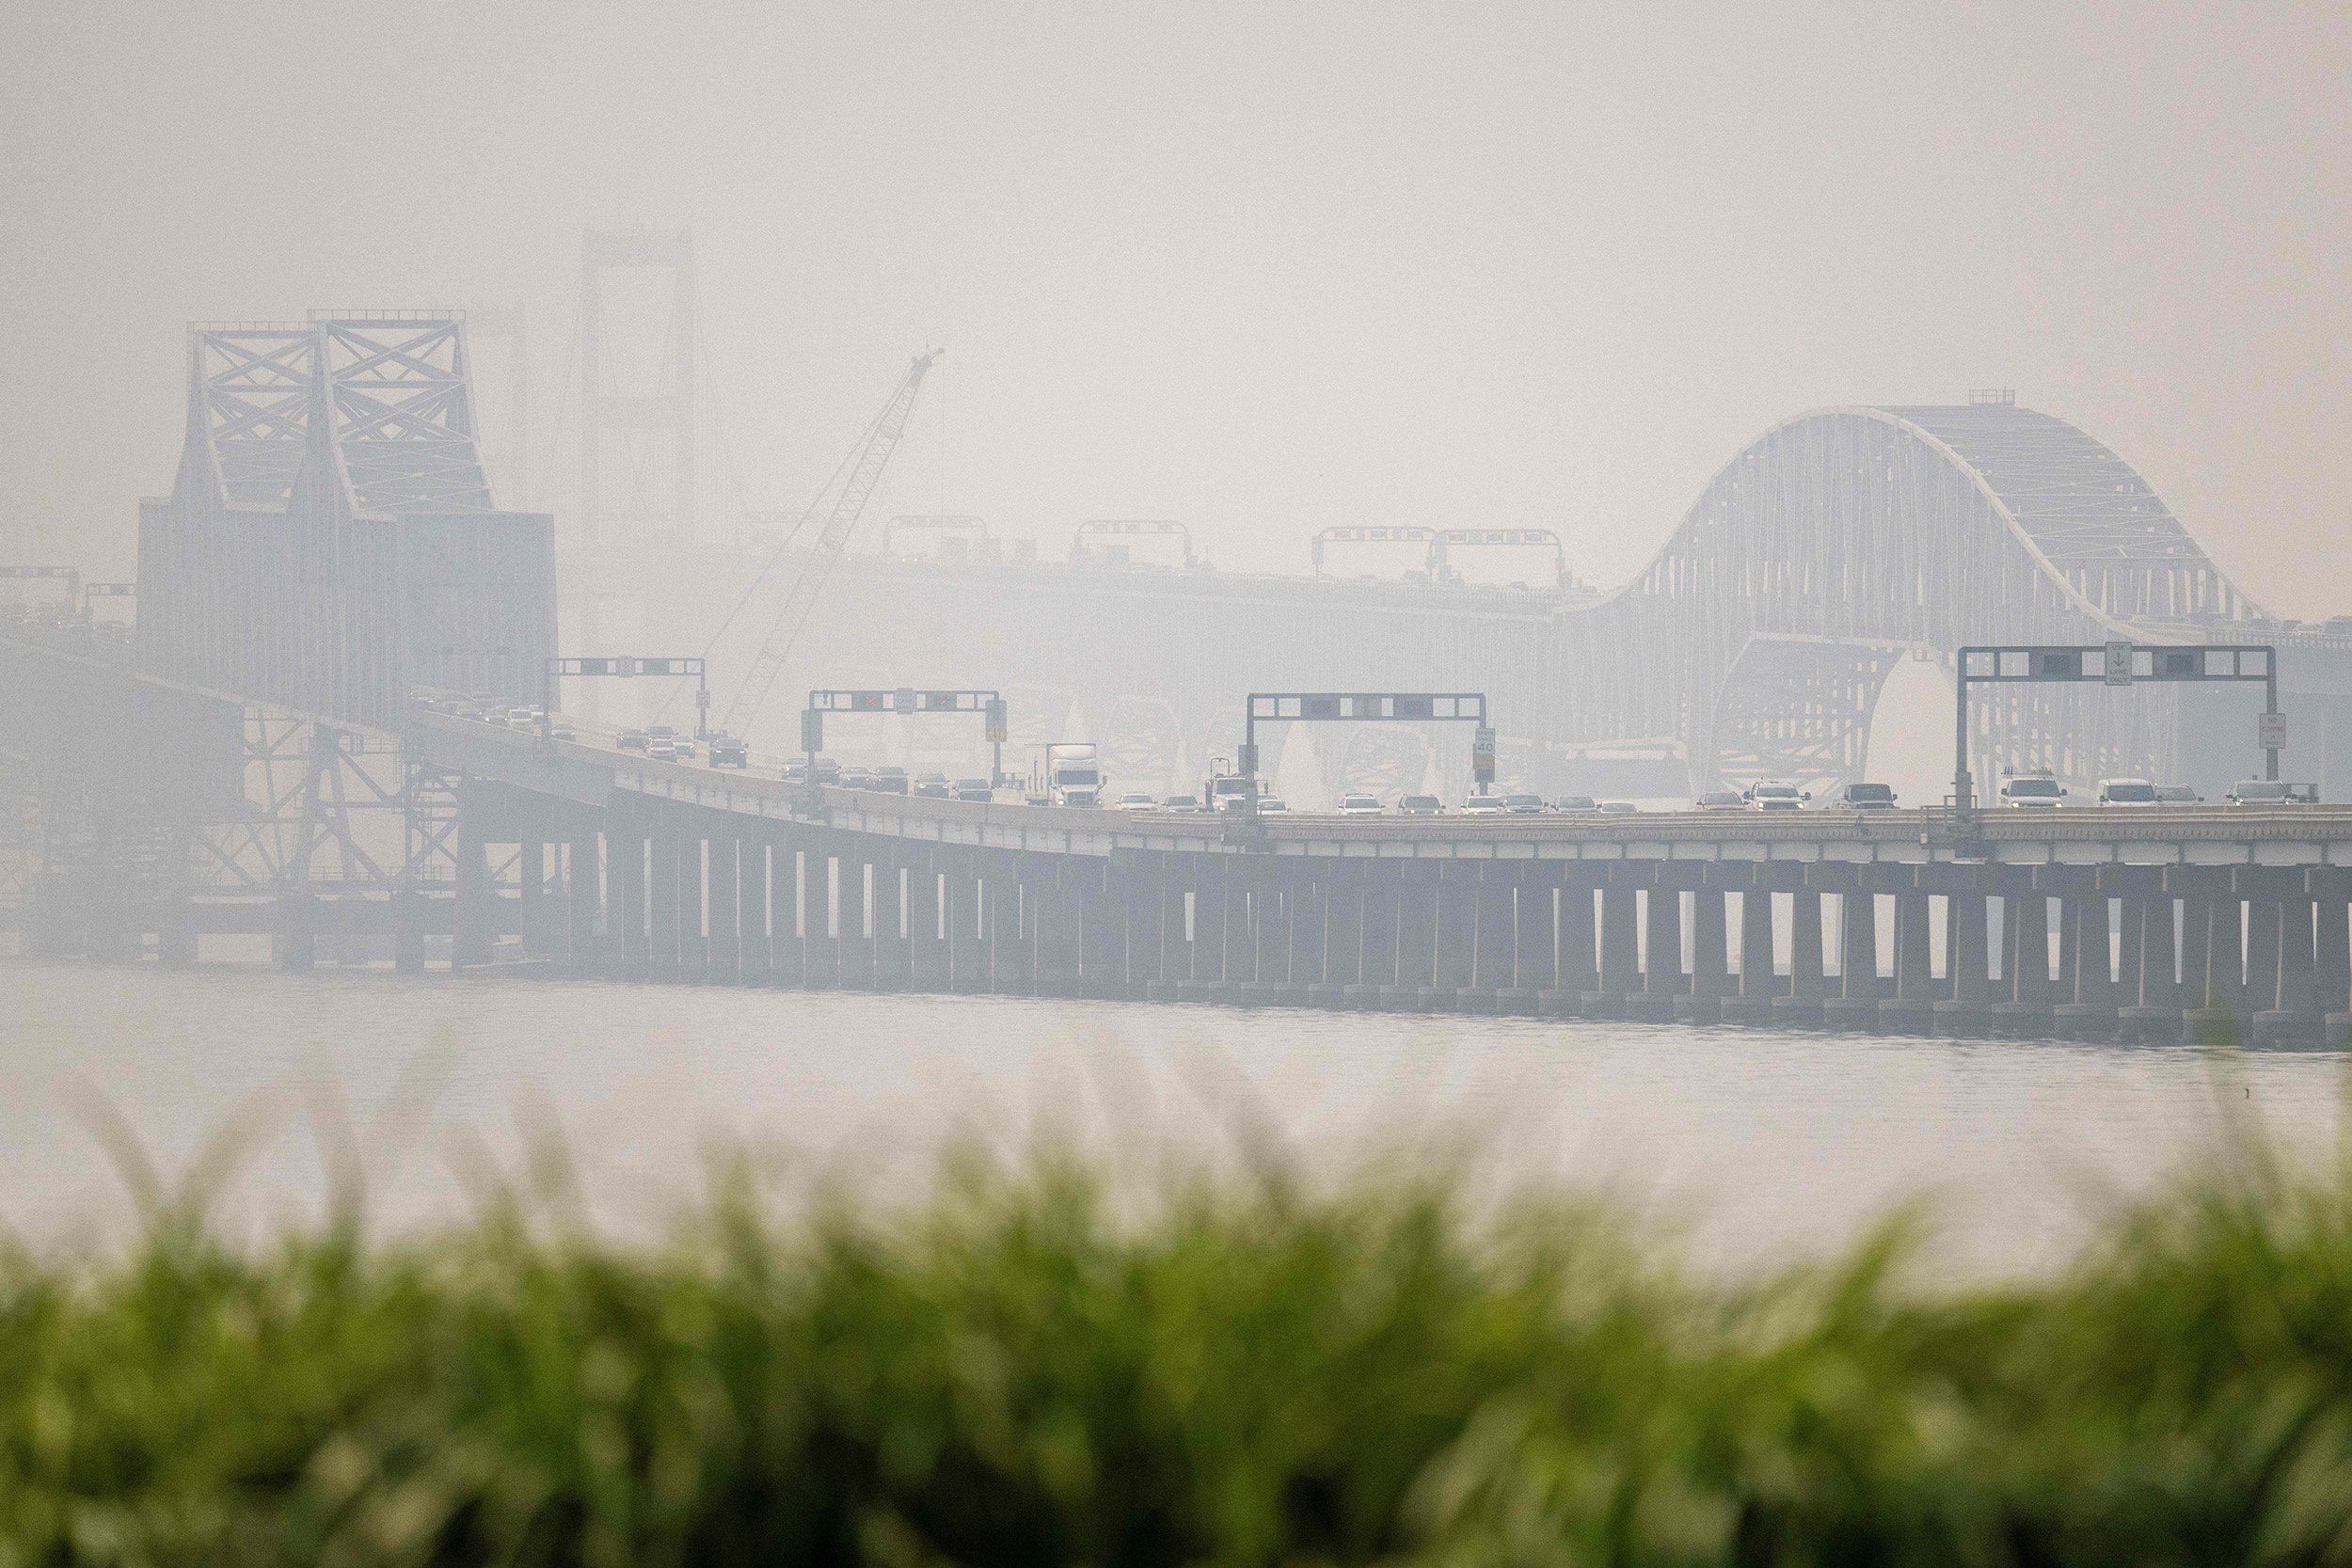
[595,401,2351,805]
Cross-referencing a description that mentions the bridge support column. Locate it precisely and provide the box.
[837,848,873,990]
[1632,876,1683,1023]
[2175,876,2221,1025]
[2251,871,2321,1045]
[871,847,908,991]
[2100,870,2175,1041]
[646,828,681,981]
[946,850,986,993]
[2054,879,2116,1040]
[1470,863,1516,1006]
[2243,875,2280,1028]
[1881,887,1934,1033]
[1434,863,1478,1006]
[1391,863,1438,1007]
[1592,872,1638,1017]
[1031,857,1077,997]
[453,814,494,971]
[2205,882,2248,1024]
[907,848,945,992]
[1819,872,1878,1029]
[515,838,547,959]
[1554,874,1597,1013]
[1728,879,1778,1025]
[1774,887,1825,1025]
[1358,863,1401,1004]
[739,838,770,984]
[707,834,740,983]
[2314,871,2352,1032]
[1115,864,1162,1001]
[611,821,646,980]
[1513,865,1557,1013]
[1287,870,1327,1003]
[1995,888,2054,1036]
[1324,864,1366,1002]
[803,836,840,988]
[567,832,601,973]
[1680,880,1728,1022]
[990,852,1030,994]
[681,833,711,983]
[1078,859,1122,998]
[770,833,806,987]
[1151,862,1189,999]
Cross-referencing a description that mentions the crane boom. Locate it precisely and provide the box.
[719,350,935,732]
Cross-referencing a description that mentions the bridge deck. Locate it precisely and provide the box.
[415,713,2352,870]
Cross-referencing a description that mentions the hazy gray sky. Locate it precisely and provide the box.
[5,1,2347,613]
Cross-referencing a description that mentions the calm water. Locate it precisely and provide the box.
[3,956,2343,1275]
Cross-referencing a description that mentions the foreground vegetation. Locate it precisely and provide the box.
[6,1126,2352,1567]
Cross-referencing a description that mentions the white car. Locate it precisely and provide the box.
[1999,772,2065,808]
[646,738,678,761]
[1257,796,1289,813]
[1338,793,1384,816]
[2225,780,2319,806]
[2096,778,2160,807]
[1458,794,1507,815]
[1113,792,1158,812]
[1745,782,1807,811]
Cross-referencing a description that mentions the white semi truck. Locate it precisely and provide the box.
[1045,742,1103,808]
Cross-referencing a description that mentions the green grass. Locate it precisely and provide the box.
[6,1123,2352,1566]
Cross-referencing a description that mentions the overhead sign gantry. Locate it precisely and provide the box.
[1239,691,1494,817]
[1953,641,2282,812]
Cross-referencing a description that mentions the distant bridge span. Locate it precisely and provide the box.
[616,400,2350,800]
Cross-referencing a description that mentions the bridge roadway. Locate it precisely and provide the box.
[416,713,2352,1045]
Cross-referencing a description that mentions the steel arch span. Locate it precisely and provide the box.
[1542,400,2302,796]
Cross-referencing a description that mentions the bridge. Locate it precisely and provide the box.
[575,391,2352,806]
[6,313,2352,1043]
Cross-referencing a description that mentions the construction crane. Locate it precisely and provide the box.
[716,350,936,734]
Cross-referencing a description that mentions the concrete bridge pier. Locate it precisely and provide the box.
[1824,874,1881,1030]
[987,850,1030,995]
[1508,865,1556,1015]
[777,833,809,988]
[1432,863,1476,1010]
[1883,887,1936,1033]
[1933,881,1992,1034]
[1677,880,1729,1022]
[2054,874,2119,1040]
[2314,871,2352,1045]
[453,816,495,971]
[905,848,945,992]
[1588,870,1637,1018]
[936,850,980,992]
[1773,884,1826,1026]
[1987,891,2045,1036]
[1631,876,1682,1023]
[1724,874,1778,1025]
[565,831,602,974]
[2248,869,2323,1045]
[706,832,740,983]
[645,826,681,981]
[2105,871,2178,1042]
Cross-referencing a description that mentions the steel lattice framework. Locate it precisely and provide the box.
[640,401,2350,800]
[137,312,554,728]
[1533,403,2280,792]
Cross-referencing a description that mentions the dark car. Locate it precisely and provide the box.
[914,771,952,798]
[707,733,748,767]
[617,729,649,751]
